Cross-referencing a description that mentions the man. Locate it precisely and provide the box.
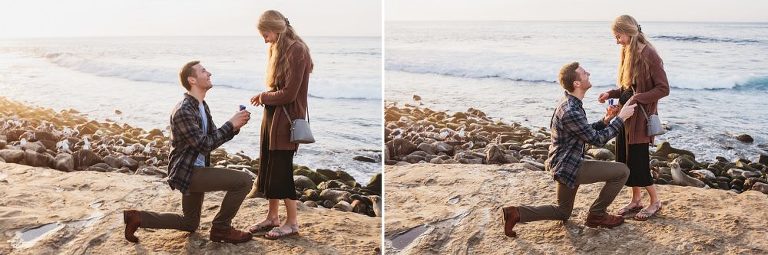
[501,62,637,237]
[123,61,254,243]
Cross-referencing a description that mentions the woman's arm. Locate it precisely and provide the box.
[633,49,670,104]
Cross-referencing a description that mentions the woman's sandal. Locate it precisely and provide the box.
[617,201,644,216]
[248,221,280,234]
[634,202,662,221]
[264,225,299,240]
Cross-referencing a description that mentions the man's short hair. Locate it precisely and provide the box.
[179,61,200,91]
[558,62,580,92]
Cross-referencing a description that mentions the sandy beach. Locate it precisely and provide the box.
[385,163,768,254]
[0,96,382,254]
[0,163,381,254]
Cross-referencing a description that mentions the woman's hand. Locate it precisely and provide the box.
[598,92,610,103]
[250,94,262,106]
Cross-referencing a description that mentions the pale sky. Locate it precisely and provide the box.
[0,0,381,38]
[386,0,768,22]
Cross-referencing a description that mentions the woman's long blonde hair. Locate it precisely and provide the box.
[258,10,313,91]
[613,15,653,89]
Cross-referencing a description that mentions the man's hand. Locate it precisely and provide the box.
[598,92,610,103]
[603,105,619,123]
[617,104,637,122]
[229,110,251,130]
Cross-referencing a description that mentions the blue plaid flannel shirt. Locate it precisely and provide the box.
[546,91,624,188]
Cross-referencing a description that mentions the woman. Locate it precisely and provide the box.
[248,9,313,239]
[598,15,669,221]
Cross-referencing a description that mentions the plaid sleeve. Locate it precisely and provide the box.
[172,105,235,154]
[561,108,623,147]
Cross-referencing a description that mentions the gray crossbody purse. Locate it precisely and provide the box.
[639,105,665,136]
[282,105,315,144]
[631,87,665,136]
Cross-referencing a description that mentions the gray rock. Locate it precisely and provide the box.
[72,150,103,170]
[434,142,454,155]
[587,148,615,161]
[103,155,122,168]
[759,154,768,165]
[316,169,338,180]
[294,168,329,185]
[21,141,46,153]
[119,156,139,171]
[294,175,317,191]
[0,149,25,163]
[353,155,377,163]
[332,201,353,212]
[672,156,696,170]
[417,142,436,155]
[87,163,111,172]
[303,201,318,208]
[54,153,74,172]
[485,144,506,164]
[24,150,53,168]
[752,182,768,194]
[690,169,716,180]
[726,168,747,179]
[319,189,351,204]
[735,134,754,143]
[365,173,381,195]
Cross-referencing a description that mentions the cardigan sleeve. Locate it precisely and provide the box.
[633,48,670,104]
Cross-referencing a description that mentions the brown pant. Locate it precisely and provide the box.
[518,160,629,222]
[139,167,254,231]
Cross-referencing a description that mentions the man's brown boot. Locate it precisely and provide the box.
[123,210,141,243]
[210,226,253,243]
[501,206,520,237]
[585,212,625,228]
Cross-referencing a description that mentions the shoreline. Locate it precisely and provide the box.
[0,96,382,218]
[384,103,768,194]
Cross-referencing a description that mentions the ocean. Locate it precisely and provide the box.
[0,36,382,182]
[386,21,768,162]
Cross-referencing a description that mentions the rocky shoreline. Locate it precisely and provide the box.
[0,96,381,217]
[384,103,768,195]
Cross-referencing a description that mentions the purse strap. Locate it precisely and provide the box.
[276,82,310,124]
[630,86,650,121]
[281,105,310,124]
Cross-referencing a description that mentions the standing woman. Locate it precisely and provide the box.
[598,15,669,221]
[248,10,313,239]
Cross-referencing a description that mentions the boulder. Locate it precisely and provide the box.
[587,148,615,161]
[294,175,317,191]
[352,155,377,163]
[119,156,139,171]
[735,134,754,143]
[54,153,74,172]
[72,150,103,170]
[24,150,53,168]
[0,149,25,163]
[365,173,382,195]
[294,168,329,185]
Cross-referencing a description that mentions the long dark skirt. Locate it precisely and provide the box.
[616,128,653,187]
[256,105,298,200]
